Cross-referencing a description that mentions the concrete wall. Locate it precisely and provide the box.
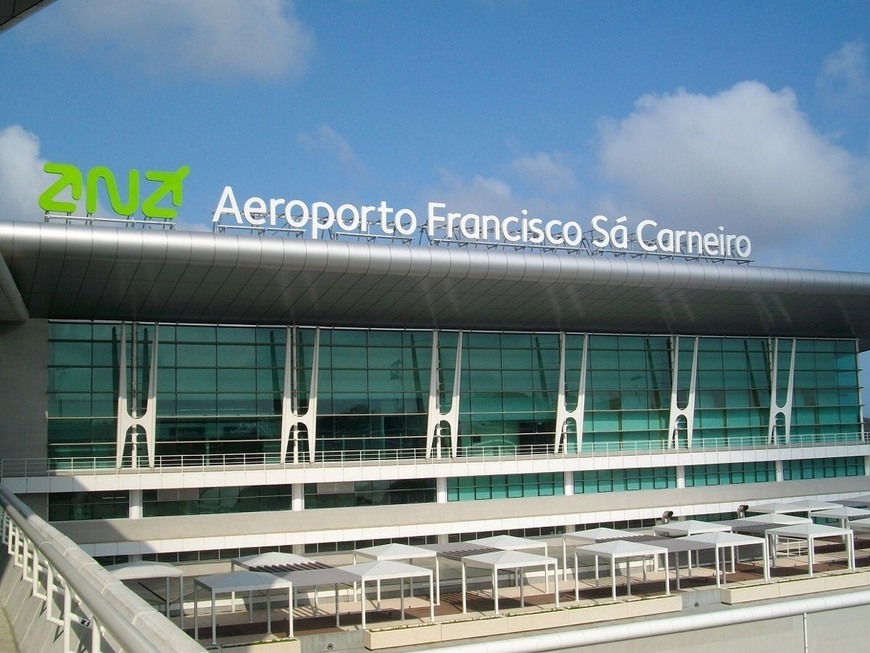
[0,319,49,518]
[54,476,870,551]
[555,605,870,653]
[0,319,48,460]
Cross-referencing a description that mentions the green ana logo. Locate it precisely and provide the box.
[38,163,190,219]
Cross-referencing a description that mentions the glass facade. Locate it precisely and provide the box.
[447,473,564,501]
[155,324,285,460]
[315,328,430,456]
[304,479,436,508]
[47,322,119,460]
[458,332,559,452]
[684,462,776,487]
[574,467,677,493]
[48,491,129,521]
[47,322,864,462]
[583,335,671,452]
[142,485,292,517]
[782,456,864,480]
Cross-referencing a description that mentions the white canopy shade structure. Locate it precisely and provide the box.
[561,528,643,581]
[749,501,815,514]
[766,523,855,577]
[230,552,324,615]
[471,534,548,556]
[741,513,813,525]
[231,551,315,571]
[750,500,841,515]
[812,506,870,528]
[276,567,359,628]
[339,560,435,629]
[460,550,559,615]
[848,516,870,535]
[106,561,184,627]
[836,495,870,509]
[193,571,294,646]
[471,535,552,592]
[653,520,733,572]
[642,537,716,590]
[353,543,441,605]
[574,540,669,602]
[680,532,770,586]
[786,500,844,512]
[653,520,732,537]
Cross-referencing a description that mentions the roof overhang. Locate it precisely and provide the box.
[0,0,55,34]
[1,221,870,349]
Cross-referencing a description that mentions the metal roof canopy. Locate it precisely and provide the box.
[561,528,649,581]
[766,523,856,577]
[680,532,771,586]
[231,552,315,571]
[192,571,294,646]
[0,0,55,34]
[354,543,442,605]
[106,561,185,627]
[276,567,359,628]
[460,550,560,615]
[1,222,870,349]
[338,560,435,628]
[574,540,670,602]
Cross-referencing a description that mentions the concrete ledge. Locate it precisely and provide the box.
[363,596,682,650]
[721,571,870,605]
[218,640,301,653]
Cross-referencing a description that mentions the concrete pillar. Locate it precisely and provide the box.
[129,489,142,519]
[436,477,448,503]
[292,483,304,511]
[564,471,574,496]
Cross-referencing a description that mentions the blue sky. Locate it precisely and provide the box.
[1,0,869,395]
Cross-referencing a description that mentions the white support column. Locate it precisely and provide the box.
[436,477,448,503]
[555,333,588,453]
[667,336,698,449]
[128,490,143,561]
[281,327,320,463]
[426,331,462,458]
[116,323,159,468]
[775,460,784,482]
[563,471,574,496]
[767,338,796,445]
[291,483,304,511]
[676,465,686,489]
[129,489,142,519]
[864,456,870,477]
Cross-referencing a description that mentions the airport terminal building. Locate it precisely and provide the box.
[1,218,869,563]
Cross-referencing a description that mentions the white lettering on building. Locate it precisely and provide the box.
[212,188,752,260]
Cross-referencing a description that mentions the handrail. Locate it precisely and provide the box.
[0,485,205,653]
[0,431,865,480]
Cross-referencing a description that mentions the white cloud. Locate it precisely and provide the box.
[598,81,870,245]
[40,0,314,81]
[0,125,49,222]
[508,152,577,195]
[297,124,367,176]
[424,171,515,217]
[817,41,870,112]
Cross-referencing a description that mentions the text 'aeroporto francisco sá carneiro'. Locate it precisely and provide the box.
[212,186,752,259]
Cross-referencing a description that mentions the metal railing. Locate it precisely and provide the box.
[1,432,865,480]
[0,485,205,653]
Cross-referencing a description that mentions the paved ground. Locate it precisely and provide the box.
[0,606,19,653]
